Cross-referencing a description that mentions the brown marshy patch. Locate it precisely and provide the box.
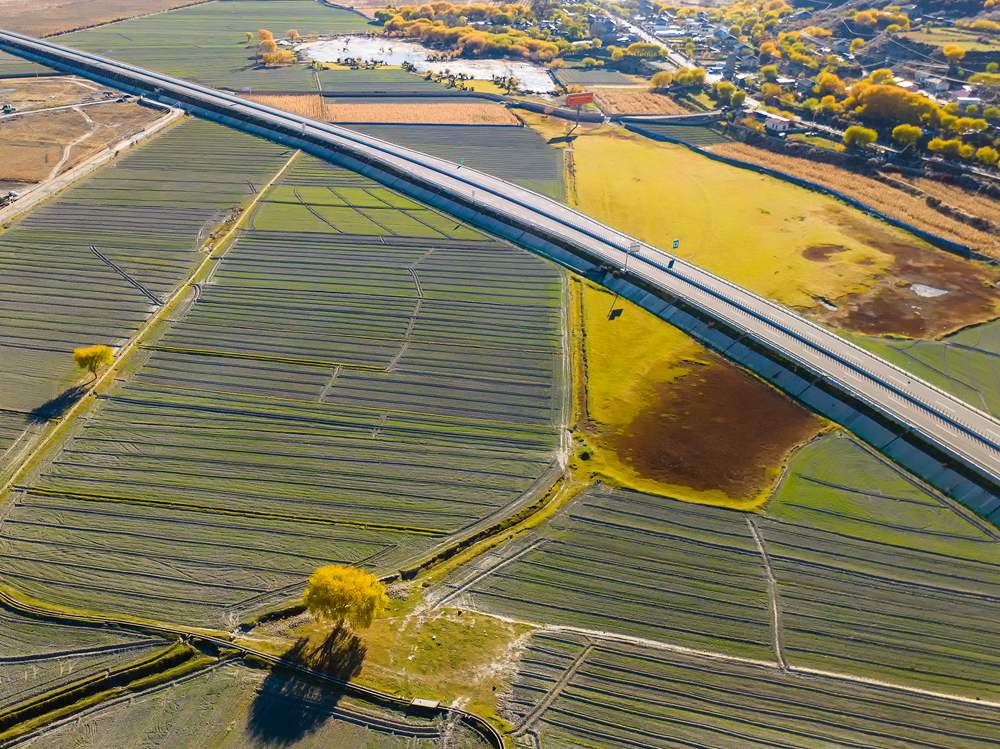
[600,351,822,502]
[802,243,849,262]
[816,210,1000,337]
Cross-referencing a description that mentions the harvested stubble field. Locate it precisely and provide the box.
[593,88,689,116]
[854,319,1000,419]
[59,0,366,92]
[0,76,110,113]
[711,141,1000,259]
[25,662,487,748]
[439,483,776,660]
[546,119,999,339]
[248,93,519,125]
[0,119,290,460]
[507,631,1000,749]
[3,153,567,625]
[0,605,166,710]
[349,123,565,199]
[0,100,164,184]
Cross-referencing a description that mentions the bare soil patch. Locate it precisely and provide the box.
[593,88,689,116]
[815,209,1000,337]
[0,101,163,183]
[249,93,519,124]
[711,141,1000,258]
[0,76,112,112]
[604,351,821,500]
[0,0,208,36]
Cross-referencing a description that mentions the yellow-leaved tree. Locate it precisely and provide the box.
[73,345,115,381]
[304,565,388,630]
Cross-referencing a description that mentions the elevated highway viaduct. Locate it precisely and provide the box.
[2,30,998,522]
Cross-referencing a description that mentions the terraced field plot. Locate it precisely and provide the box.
[59,0,366,92]
[762,432,1000,699]
[348,124,566,200]
[4,154,566,625]
[0,119,290,441]
[0,606,165,711]
[507,631,1000,749]
[27,662,487,748]
[439,484,774,660]
[446,452,1000,700]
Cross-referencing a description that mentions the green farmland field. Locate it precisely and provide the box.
[507,631,1000,749]
[347,124,566,200]
[0,119,291,466]
[762,431,1000,699]
[59,0,367,92]
[855,319,1000,419]
[438,483,775,660]
[27,662,488,748]
[3,152,567,625]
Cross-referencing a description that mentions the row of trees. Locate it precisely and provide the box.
[251,28,297,66]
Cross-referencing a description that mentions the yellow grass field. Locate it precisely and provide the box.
[527,117,998,338]
[248,93,519,125]
[593,88,689,116]
[572,278,823,510]
[712,141,1000,258]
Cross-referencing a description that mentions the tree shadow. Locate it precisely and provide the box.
[26,385,87,424]
[247,625,367,746]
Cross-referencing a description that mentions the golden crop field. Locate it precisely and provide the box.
[248,93,520,125]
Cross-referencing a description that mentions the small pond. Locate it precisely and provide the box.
[297,36,557,94]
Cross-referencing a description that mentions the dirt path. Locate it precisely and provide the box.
[43,105,97,182]
[746,515,788,671]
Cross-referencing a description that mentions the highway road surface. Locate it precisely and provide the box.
[1,29,998,500]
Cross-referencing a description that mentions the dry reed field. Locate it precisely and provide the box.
[249,93,520,125]
[711,141,1000,257]
[248,94,328,121]
[593,88,689,115]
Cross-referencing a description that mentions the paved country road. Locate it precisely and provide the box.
[0,29,997,511]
